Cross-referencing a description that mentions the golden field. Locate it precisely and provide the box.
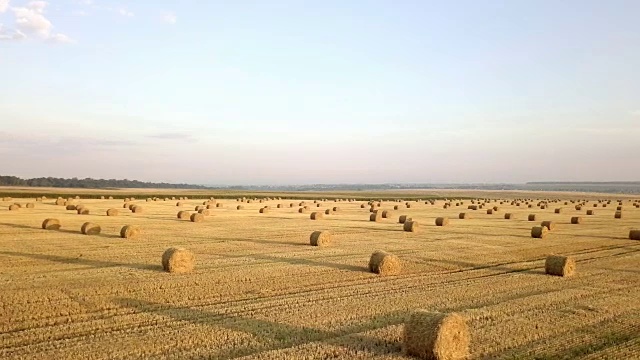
[0,191,639,359]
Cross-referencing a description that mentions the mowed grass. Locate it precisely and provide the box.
[0,194,639,359]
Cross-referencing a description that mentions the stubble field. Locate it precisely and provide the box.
[1,192,639,359]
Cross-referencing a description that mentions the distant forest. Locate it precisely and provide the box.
[0,176,211,189]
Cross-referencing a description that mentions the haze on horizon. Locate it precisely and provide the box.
[1,0,639,186]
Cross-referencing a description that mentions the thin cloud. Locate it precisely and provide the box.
[0,0,9,13]
[3,1,73,43]
[161,12,176,24]
[118,7,133,17]
[630,110,640,117]
[147,132,193,141]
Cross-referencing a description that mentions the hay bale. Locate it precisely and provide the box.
[259,207,269,214]
[586,210,595,215]
[162,248,195,273]
[81,222,101,235]
[66,204,77,211]
[555,208,562,214]
[332,207,340,212]
[382,210,393,218]
[435,217,449,226]
[56,198,66,206]
[528,214,537,221]
[120,225,141,239]
[310,211,324,220]
[403,310,470,360]
[25,203,35,209]
[629,230,640,240]
[42,218,61,230]
[123,203,131,209]
[504,213,514,219]
[531,226,548,239]
[458,213,470,219]
[216,203,223,208]
[198,209,211,215]
[237,205,245,210]
[310,231,332,246]
[545,255,576,277]
[177,211,190,220]
[176,202,183,207]
[394,205,399,210]
[540,221,556,231]
[106,208,119,216]
[570,216,582,224]
[324,208,332,215]
[370,212,382,222]
[77,208,90,215]
[368,250,401,275]
[614,211,622,219]
[190,213,204,222]
[195,205,205,211]
[399,215,411,224]
[486,209,493,215]
[298,207,307,213]
[132,206,143,213]
[403,220,419,233]
[8,204,19,211]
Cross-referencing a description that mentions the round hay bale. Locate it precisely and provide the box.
[324,209,332,215]
[544,255,575,277]
[458,213,470,219]
[398,215,411,224]
[298,207,307,213]
[571,216,582,224]
[106,208,119,216]
[206,204,215,209]
[332,207,340,212]
[403,310,469,360]
[131,206,143,213]
[123,203,131,209]
[629,230,640,240]
[614,211,622,219]
[66,204,77,211]
[195,205,205,211]
[162,248,195,274]
[259,207,269,214]
[128,204,137,210]
[394,205,399,210]
[486,209,493,215]
[540,221,556,231]
[120,225,141,239]
[8,204,19,211]
[310,211,324,220]
[403,220,419,233]
[360,204,366,208]
[25,203,35,209]
[277,204,282,208]
[368,250,401,275]
[81,222,101,235]
[382,210,393,218]
[289,203,295,208]
[528,214,537,221]
[435,217,449,226]
[42,218,61,230]
[531,226,547,239]
[504,213,514,219]
[237,205,245,210]
[310,231,332,246]
[177,211,190,220]
[198,209,211,215]
[586,210,595,215]
[55,198,66,206]
[555,208,562,214]
[216,203,223,208]
[370,212,382,222]
[190,213,204,222]
[176,202,183,207]
[77,208,90,215]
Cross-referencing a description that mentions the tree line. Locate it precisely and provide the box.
[0,176,211,189]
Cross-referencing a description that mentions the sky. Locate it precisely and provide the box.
[1,0,639,185]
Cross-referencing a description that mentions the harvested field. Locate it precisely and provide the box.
[0,192,639,359]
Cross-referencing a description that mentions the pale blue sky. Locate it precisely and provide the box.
[1,0,639,185]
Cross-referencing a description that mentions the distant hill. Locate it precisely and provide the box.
[0,176,211,189]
